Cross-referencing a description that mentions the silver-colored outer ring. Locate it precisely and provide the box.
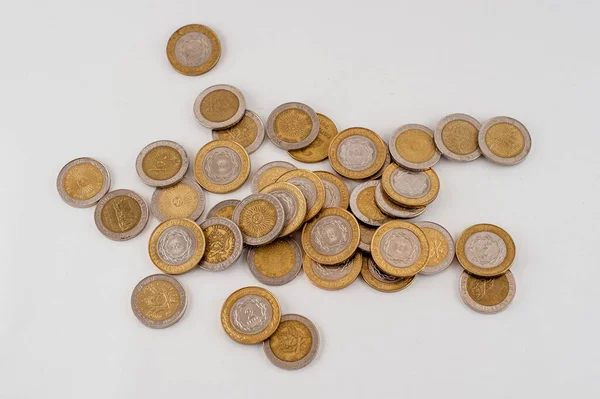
[131,274,187,329]
[478,116,531,166]
[247,237,303,285]
[193,84,246,129]
[459,270,516,314]
[150,177,206,222]
[212,110,265,154]
[266,102,320,150]
[135,140,189,187]
[434,113,482,162]
[56,157,111,208]
[250,161,297,194]
[389,124,441,171]
[263,314,320,370]
[94,189,149,241]
[374,182,426,219]
[415,221,455,275]
[206,199,240,219]
[232,193,286,246]
[349,180,391,227]
[198,217,243,271]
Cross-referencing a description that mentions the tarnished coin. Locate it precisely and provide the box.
[479,116,531,166]
[212,110,265,154]
[266,102,320,150]
[381,163,440,208]
[328,127,387,180]
[459,270,516,314]
[264,314,320,370]
[415,221,455,275]
[198,217,243,272]
[148,218,206,275]
[166,24,221,76]
[131,274,187,329]
[260,182,307,236]
[434,113,482,162]
[94,189,149,241]
[251,161,297,194]
[456,223,516,277]
[356,147,391,182]
[349,181,391,227]
[314,171,349,209]
[390,124,441,171]
[361,256,414,293]
[371,220,429,277]
[206,199,240,220]
[247,237,303,285]
[303,251,362,290]
[288,113,338,162]
[232,193,285,246]
[374,182,426,219]
[358,222,376,253]
[194,140,250,193]
[194,84,246,129]
[57,157,110,208]
[277,169,325,221]
[302,207,360,265]
[136,140,188,187]
[221,286,282,344]
[151,177,206,222]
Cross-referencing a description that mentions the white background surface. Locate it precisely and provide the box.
[1,1,599,398]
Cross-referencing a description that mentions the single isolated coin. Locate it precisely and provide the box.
[456,223,516,277]
[277,169,325,221]
[288,113,338,163]
[151,177,206,222]
[390,124,441,171]
[371,220,429,277]
[260,182,307,236]
[232,193,285,246]
[328,127,387,180]
[131,274,187,329]
[206,199,240,220]
[478,116,531,166]
[148,218,206,275]
[194,84,246,129]
[349,180,391,227]
[247,237,303,286]
[361,255,414,293]
[314,171,349,209]
[166,24,221,76]
[251,161,297,194]
[358,222,376,253]
[57,157,111,208]
[434,113,482,162]
[212,110,265,154]
[374,182,426,219]
[381,163,440,208]
[94,189,149,241]
[194,139,250,193]
[415,221,455,275]
[266,102,320,150]
[198,217,243,272]
[459,270,516,314]
[264,314,320,370]
[136,140,188,187]
[303,251,362,291]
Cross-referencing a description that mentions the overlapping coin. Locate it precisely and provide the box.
[277,169,325,221]
[314,171,349,209]
[361,255,414,293]
[434,113,482,162]
[358,222,376,253]
[459,270,516,314]
[57,157,111,208]
[381,163,440,208]
[478,116,531,166]
[131,274,187,329]
[302,207,359,265]
[251,161,297,193]
[371,220,429,277]
[206,199,240,220]
[415,221,455,275]
[166,24,221,76]
[194,84,246,129]
[260,182,307,236]
[263,314,320,369]
[194,139,250,193]
[266,102,320,150]
[303,251,362,290]
[288,113,337,162]
[247,237,303,285]
[374,182,425,219]
[349,180,391,227]
[390,124,440,171]
[356,148,390,182]
[232,193,285,246]
[198,217,243,272]
[148,218,206,274]
[328,127,387,180]
[212,110,265,154]
[94,189,149,241]
[456,223,515,277]
[151,177,206,222]
[136,140,188,187]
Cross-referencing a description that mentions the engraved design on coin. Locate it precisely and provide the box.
[368,257,402,283]
[321,179,341,208]
[442,120,479,155]
[174,31,212,67]
[269,320,312,361]
[101,196,142,233]
[391,167,431,199]
[200,90,240,123]
[274,109,312,143]
[310,216,351,256]
[142,146,183,181]
[337,136,376,171]
[63,163,104,200]
[239,200,277,238]
[464,232,507,268]
[137,280,181,321]
[157,226,197,265]
[485,123,525,158]
[313,258,352,281]
[380,229,421,268]
[203,225,235,264]
[203,147,241,184]
[230,295,272,334]
[466,273,510,306]
[269,190,296,225]
[288,177,317,208]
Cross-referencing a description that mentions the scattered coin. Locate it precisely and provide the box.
[150,177,205,222]
[247,237,303,285]
[166,24,221,76]
[266,102,320,150]
[371,220,429,277]
[148,218,206,274]
[358,222,376,253]
[198,217,243,272]
[313,171,349,209]
[277,169,325,221]
[478,116,531,166]
[356,147,390,182]
[260,182,307,236]
[263,314,320,370]
[459,270,516,314]
[251,161,297,194]
[194,139,250,193]
[136,140,188,187]
[349,180,391,227]
[94,189,149,241]
[288,113,338,162]
[415,221,455,275]
[212,110,265,154]
[194,84,246,129]
[456,223,516,277]
[381,163,440,208]
[303,251,362,290]
[390,124,441,171]
[131,274,187,329]
[328,127,387,180]
[232,193,285,246]
[206,199,240,220]
[361,255,414,293]
[434,113,482,162]
[57,157,111,208]
[374,182,426,219]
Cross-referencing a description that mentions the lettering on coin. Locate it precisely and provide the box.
[157,226,197,265]
[203,147,242,185]
[380,229,421,268]
[310,216,351,256]
[274,109,313,143]
[203,224,235,264]
[230,295,272,334]
[137,280,181,321]
[174,31,212,67]
[485,122,525,158]
[270,320,313,362]
[101,196,142,233]
[466,273,510,306]
[464,232,507,268]
[63,163,104,201]
[239,200,277,238]
[337,136,377,171]
[200,89,239,123]
[142,146,183,181]
[391,168,431,199]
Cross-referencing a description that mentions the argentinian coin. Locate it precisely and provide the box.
[358,222,376,253]
[57,157,111,208]
[390,124,441,171]
[198,217,243,272]
[194,139,250,193]
[247,237,303,285]
[434,113,482,162]
[131,274,187,329]
[166,24,221,76]
[194,84,246,129]
[459,270,516,314]
[212,110,265,154]
[266,102,320,150]
[374,182,425,219]
[456,223,516,277]
[151,177,206,222]
[328,127,387,180]
[260,182,307,236]
[349,181,391,227]
[288,113,338,163]
[361,256,414,293]
[478,116,531,166]
[136,140,188,187]
[314,171,349,209]
[381,163,440,208]
[232,193,285,246]
[276,169,325,221]
[303,251,362,290]
[148,218,206,274]
[371,220,429,277]
[206,199,240,220]
[356,147,391,182]
[251,161,297,194]
[94,189,149,241]
[415,221,455,275]
[263,314,320,370]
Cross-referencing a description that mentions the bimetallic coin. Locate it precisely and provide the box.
[194,84,246,129]
[381,163,440,208]
[57,157,110,208]
[371,220,429,277]
[456,224,516,277]
[349,181,391,227]
[479,116,531,166]
[131,274,187,329]
[356,147,391,182]
[361,256,414,293]
[260,182,307,236]
[415,221,455,275]
[94,189,148,241]
[390,124,441,171]
[264,314,320,370]
[151,177,206,222]
[212,110,265,154]
[221,286,282,344]
[198,217,243,272]
[276,169,325,221]
[288,113,338,162]
[251,161,297,194]
[136,140,188,187]
[358,223,376,253]
[459,270,516,314]
[206,199,240,220]
[303,251,362,290]
[266,102,320,150]
[314,171,349,209]
[194,140,250,193]
[375,182,426,219]
[434,114,482,162]
[328,127,387,180]
[148,218,206,274]
[247,237,303,286]
[232,193,285,246]
[166,24,221,76]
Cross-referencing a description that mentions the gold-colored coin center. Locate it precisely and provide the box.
[422,227,449,267]
[137,280,180,321]
[288,114,337,162]
[357,186,387,222]
[200,90,240,122]
[239,200,277,238]
[274,109,313,143]
[215,114,257,147]
[270,320,313,362]
[158,183,198,219]
[203,224,235,263]
[254,240,296,278]
[63,163,104,200]
[466,273,510,306]
[101,196,142,233]
[142,146,182,181]
[395,129,436,163]
[258,167,291,191]
[442,120,479,155]
[485,123,524,158]
[214,206,236,220]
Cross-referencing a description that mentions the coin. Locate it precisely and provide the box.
[212,110,265,154]
[288,113,338,162]
[456,223,516,277]
[361,255,414,293]
[135,140,188,187]
[232,193,285,246]
[371,220,429,277]
[358,222,376,253]
[276,169,325,221]
[206,199,240,220]
[356,147,390,182]
[263,314,320,370]
[57,157,111,208]
[194,84,246,129]
[247,237,303,285]
[434,113,482,162]
[198,217,243,272]
[251,161,297,194]
[194,139,250,193]
[415,221,455,275]
[151,177,206,222]
[303,251,362,290]
[166,24,221,76]
[94,189,149,241]
[459,270,516,314]
[478,116,531,166]
[381,163,440,208]
[148,218,206,274]
[131,274,187,329]
[328,127,387,180]
[374,182,426,219]
[349,181,391,227]
[302,207,360,265]
[390,124,441,171]
[314,171,349,209]
[221,286,282,345]
[260,182,307,236]
[266,102,320,150]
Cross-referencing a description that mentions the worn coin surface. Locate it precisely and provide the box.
[212,110,265,154]
[361,256,414,293]
[381,163,440,208]
[232,193,285,246]
[303,251,362,290]
[434,113,482,162]
[131,274,187,329]
[415,221,455,275]
[288,113,338,162]
[260,182,307,236]
[328,127,387,180]
[371,220,429,277]
[374,182,426,219]
[266,102,320,150]
[221,286,282,345]
[314,171,349,209]
[148,218,206,274]
[263,314,320,370]
[198,217,243,272]
[247,237,303,286]
[390,124,441,171]
[358,223,376,253]
[94,189,148,241]
[136,140,188,187]
[151,177,206,222]
[459,270,516,314]
[166,24,221,76]
[276,169,325,221]
[194,139,250,193]
[478,116,531,166]
[456,223,516,277]
[251,161,297,194]
[206,199,240,220]
[194,84,246,129]
[57,157,111,208]
[349,181,391,227]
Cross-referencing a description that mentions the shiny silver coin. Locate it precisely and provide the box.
[206,199,240,219]
[266,102,320,150]
[349,180,391,227]
[263,314,320,370]
[356,146,391,182]
[150,177,206,222]
[135,140,189,187]
[94,189,149,241]
[212,110,265,154]
[198,217,243,271]
[358,222,376,253]
[478,116,531,166]
[375,182,425,219]
[434,113,482,162]
[232,193,286,246]
[415,221,455,275]
[193,84,246,129]
[390,124,441,171]
[57,157,111,208]
[459,270,516,314]
[131,274,187,329]
[250,161,297,193]
[247,237,303,285]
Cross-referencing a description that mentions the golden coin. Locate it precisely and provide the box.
[263,314,320,370]
[131,274,187,329]
[221,286,282,345]
[390,124,441,171]
[371,220,429,277]
[456,223,516,277]
[251,161,297,193]
[194,85,246,129]
[212,110,265,154]
[276,169,325,221]
[151,177,206,222]
[479,116,531,166]
[194,139,250,193]
[381,163,440,208]
[148,218,206,275]
[358,222,376,252]
[361,255,414,293]
[207,199,240,220]
[459,270,516,314]
[415,221,455,275]
[232,193,285,246]
[94,189,149,241]
[434,114,482,162]
[349,181,391,227]
[57,157,111,208]
[288,113,338,163]
[198,217,243,272]
[314,171,349,209]
[136,141,188,187]
[303,251,362,290]
[166,24,221,76]
[328,127,387,179]
[260,182,307,236]
[247,237,303,286]
[266,102,320,150]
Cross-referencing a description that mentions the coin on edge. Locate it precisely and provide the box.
[194,84,246,129]
[390,124,441,171]
[232,193,285,246]
[266,102,320,150]
[381,163,440,208]
[57,157,110,208]
[151,177,206,222]
[136,140,188,187]
[207,199,240,220]
[288,113,338,163]
[166,24,221,76]
[247,237,303,285]
[358,222,376,253]
[415,221,455,275]
[212,110,265,154]
[371,220,429,277]
[361,256,414,293]
[198,217,243,272]
[349,180,391,227]
[328,127,387,180]
[434,113,482,162]
[303,251,362,290]
[459,270,516,314]
[277,169,325,221]
[260,182,307,236]
[456,223,516,277]
[374,181,426,219]
[94,189,149,241]
[131,274,187,329]
[478,116,531,166]
[264,314,320,370]
[148,218,206,274]
[194,139,250,193]
[314,171,349,209]
[251,161,297,194]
